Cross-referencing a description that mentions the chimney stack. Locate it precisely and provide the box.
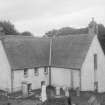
[88,18,98,35]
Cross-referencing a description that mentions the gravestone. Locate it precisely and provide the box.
[76,87,80,96]
[41,81,47,102]
[22,82,28,97]
[65,88,69,97]
[62,86,66,96]
[56,86,60,96]
[88,95,100,105]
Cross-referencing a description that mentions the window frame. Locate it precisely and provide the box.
[24,68,28,78]
[34,67,39,76]
[44,67,48,75]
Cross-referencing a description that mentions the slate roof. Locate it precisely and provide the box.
[2,36,50,70]
[51,34,94,69]
[1,34,94,70]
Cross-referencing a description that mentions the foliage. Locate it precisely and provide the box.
[44,27,88,37]
[98,24,105,38]
[21,31,33,36]
[0,20,33,36]
[0,21,19,35]
[44,24,105,39]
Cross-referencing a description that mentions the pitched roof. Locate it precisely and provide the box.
[1,34,94,70]
[2,36,50,70]
[51,34,94,69]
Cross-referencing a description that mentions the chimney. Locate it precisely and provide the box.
[88,18,98,35]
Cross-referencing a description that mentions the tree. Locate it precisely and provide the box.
[44,29,58,37]
[21,31,33,36]
[98,24,105,38]
[44,27,88,37]
[44,24,105,38]
[0,21,19,35]
[0,20,34,36]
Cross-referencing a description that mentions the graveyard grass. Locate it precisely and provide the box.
[0,90,105,105]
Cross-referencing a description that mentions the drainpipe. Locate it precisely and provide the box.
[49,37,53,86]
[49,67,51,86]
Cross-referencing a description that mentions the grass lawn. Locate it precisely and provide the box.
[0,90,105,105]
[70,91,105,105]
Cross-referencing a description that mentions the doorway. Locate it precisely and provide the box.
[27,83,32,92]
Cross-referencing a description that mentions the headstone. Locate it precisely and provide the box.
[76,87,80,96]
[56,86,60,96]
[62,86,66,96]
[88,95,100,105]
[41,81,47,102]
[65,88,69,97]
[22,82,28,97]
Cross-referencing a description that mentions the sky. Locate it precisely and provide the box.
[0,0,105,36]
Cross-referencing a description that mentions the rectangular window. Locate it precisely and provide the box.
[94,54,97,70]
[34,68,39,76]
[44,67,48,75]
[24,68,28,78]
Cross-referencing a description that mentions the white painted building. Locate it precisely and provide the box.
[0,19,105,93]
[50,34,105,93]
[0,36,50,93]
[50,19,105,93]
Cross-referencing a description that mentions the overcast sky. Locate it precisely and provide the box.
[0,0,105,36]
